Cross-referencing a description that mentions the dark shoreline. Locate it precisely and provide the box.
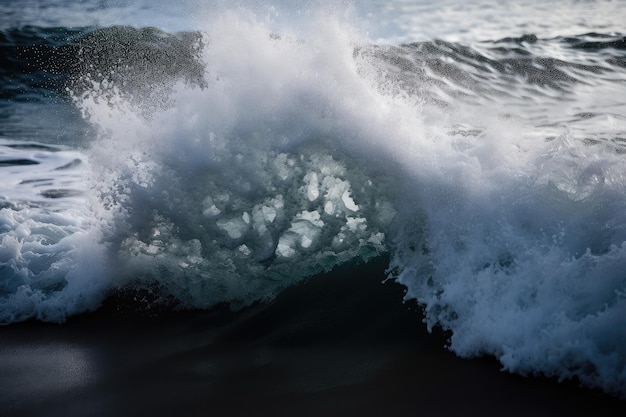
[1,258,624,417]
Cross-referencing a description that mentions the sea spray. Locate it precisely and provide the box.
[76,15,396,310]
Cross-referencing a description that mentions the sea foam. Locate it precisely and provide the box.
[0,139,108,323]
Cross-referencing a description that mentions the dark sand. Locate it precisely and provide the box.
[1,259,624,417]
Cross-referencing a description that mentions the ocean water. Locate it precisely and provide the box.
[1,0,626,398]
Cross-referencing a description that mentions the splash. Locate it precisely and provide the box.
[75,14,396,310]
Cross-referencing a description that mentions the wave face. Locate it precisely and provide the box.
[1,1,626,398]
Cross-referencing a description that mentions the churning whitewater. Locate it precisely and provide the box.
[1,1,626,398]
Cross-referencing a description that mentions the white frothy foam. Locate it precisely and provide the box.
[74,14,395,310]
[0,139,108,323]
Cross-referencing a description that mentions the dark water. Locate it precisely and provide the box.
[2,258,626,416]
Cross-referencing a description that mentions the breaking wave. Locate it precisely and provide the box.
[1,9,626,397]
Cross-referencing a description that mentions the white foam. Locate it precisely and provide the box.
[0,140,109,323]
[386,79,626,396]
